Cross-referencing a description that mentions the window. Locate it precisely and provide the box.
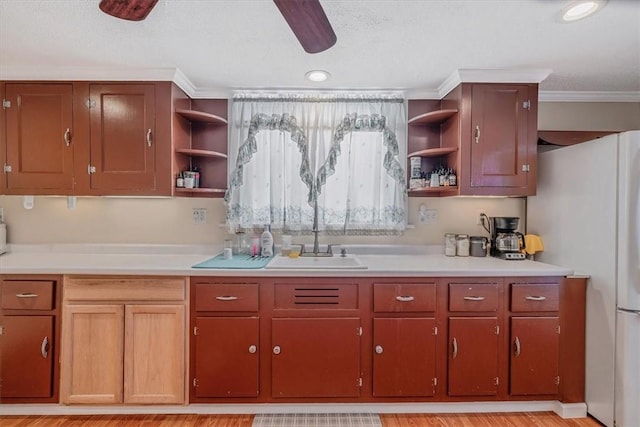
[225,93,407,235]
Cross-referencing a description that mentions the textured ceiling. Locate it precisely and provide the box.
[0,0,639,99]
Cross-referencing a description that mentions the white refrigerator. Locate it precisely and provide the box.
[527,131,640,427]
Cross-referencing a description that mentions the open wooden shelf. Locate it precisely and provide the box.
[175,109,228,125]
[408,109,458,126]
[408,147,458,158]
[408,186,458,194]
[175,148,227,159]
[174,187,226,195]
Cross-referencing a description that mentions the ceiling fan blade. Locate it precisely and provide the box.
[99,0,159,21]
[273,0,337,54]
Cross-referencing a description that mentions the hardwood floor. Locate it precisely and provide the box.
[0,412,603,427]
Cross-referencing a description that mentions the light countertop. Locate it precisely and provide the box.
[0,244,573,277]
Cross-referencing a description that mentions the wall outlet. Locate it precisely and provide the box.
[192,208,207,224]
[423,208,438,224]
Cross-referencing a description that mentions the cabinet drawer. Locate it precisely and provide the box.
[275,283,358,309]
[511,283,559,312]
[449,283,499,312]
[373,283,436,313]
[1,281,54,310]
[194,283,259,312]
[64,277,185,301]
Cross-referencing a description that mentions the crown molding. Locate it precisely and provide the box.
[2,66,637,103]
[539,90,640,102]
[438,68,553,98]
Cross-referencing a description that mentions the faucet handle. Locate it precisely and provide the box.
[340,247,347,257]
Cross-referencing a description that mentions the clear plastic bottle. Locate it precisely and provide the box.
[261,225,274,257]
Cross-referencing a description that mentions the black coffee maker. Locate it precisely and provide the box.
[481,215,526,260]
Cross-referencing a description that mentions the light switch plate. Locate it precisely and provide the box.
[424,208,438,224]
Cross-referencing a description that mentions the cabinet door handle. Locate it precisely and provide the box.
[64,128,71,146]
[375,345,384,354]
[525,296,546,301]
[514,336,521,357]
[452,337,458,359]
[395,295,415,302]
[16,293,38,298]
[463,296,485,301]
[146,129,153,147]
[215,296,238,301]
[41,336,49,358]
[248,345,257,354]
[273,346,281,355]
[475,125,480,144]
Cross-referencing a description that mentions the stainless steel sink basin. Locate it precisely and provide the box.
[265,254,367,270]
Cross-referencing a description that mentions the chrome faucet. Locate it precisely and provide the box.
[299,200,333,257]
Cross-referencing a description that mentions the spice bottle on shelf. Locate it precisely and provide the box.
[176,172,184,188]
[192,166,201,188]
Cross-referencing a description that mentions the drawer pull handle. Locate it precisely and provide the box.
[513,336,521,357]
[452,337,458,359]
[16,293,39,298]
[146,129,153,147]
[64,128,71,146]
[375,345,384,354]
[395,295,415,302]
[248,345,257,354]
[463,296,485,301]
[273,346,281,355]
[525,296,546,301]
[215,296,238,301]
[41,336,49,359]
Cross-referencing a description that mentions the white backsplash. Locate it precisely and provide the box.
[0,195,524,245]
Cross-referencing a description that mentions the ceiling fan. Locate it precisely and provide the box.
[98,0,337,54]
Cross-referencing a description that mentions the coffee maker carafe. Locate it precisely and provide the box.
[483,216,526,260]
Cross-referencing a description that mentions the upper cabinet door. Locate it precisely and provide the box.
[4,83,74,192]
[469,84,531,190]
[89,84,156,193]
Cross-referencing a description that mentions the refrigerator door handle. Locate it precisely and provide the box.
[617,307,640,316]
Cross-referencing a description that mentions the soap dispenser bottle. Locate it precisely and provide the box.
[261,225,274,257]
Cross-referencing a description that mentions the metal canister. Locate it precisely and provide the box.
[470,236,488,257]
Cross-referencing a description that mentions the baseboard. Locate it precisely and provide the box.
[0,400,587,419]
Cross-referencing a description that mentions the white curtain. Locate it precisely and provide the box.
[225,93,407,235]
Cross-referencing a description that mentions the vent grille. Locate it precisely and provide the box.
[294,287,340,305]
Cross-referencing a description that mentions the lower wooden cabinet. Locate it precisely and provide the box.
[61,276,186,405]
[448,317,500,396]
[0,275,61,403]
[271,317,361,398]
[510,316,560,396]
[372,317,437,397]
[0,315,54,398]
[193,317,259,398]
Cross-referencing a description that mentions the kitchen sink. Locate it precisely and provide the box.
[265,254,367,270]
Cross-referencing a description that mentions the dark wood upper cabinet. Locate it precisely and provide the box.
[89,84,156,192]
[3,83,75,193]
[1,81,177,196]
[408,82,538,197]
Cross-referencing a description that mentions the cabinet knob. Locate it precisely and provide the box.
[273,345,281,355]
[375,345,384,354]
[248,345,257,354]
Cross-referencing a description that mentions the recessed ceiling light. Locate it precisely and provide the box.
[305,70,331,82]
[561,0,605,22]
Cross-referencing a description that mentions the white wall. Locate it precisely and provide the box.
[0,195,524,246]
